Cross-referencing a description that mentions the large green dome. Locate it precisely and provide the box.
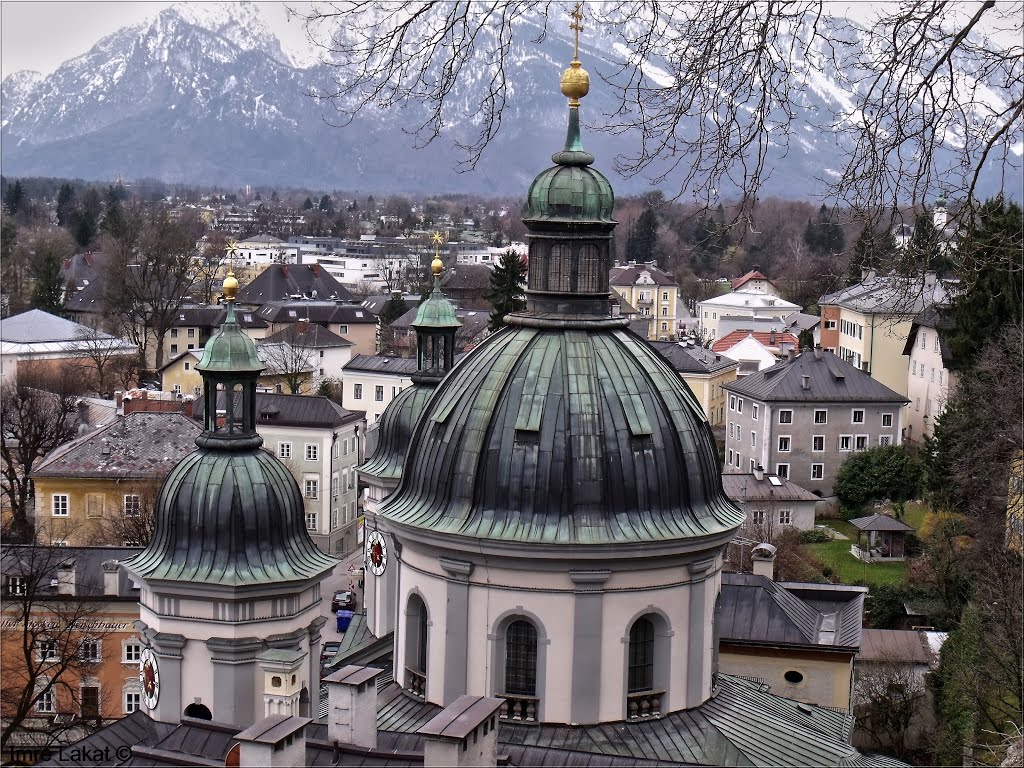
[525,164,615,223]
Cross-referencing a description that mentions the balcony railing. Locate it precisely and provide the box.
[406,667,426,699]
[497,693,539,724]
[626,689,665,721]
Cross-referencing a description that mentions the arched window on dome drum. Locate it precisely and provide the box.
[527,243,548,291]
[548,244,571,292]
[405,594,428,697]
[577,244,601,292]
[504,620,538,696]
[628,617,655,693]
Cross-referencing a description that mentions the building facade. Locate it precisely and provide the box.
[609,261,682,340]
[696,293,801,342]
[901,308,956,445]
[341,356,416,424]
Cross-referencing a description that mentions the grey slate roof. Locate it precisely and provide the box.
[610,263,679,287]
[236,264,356,305]
[255,300,375,325]
[379,326,744,546]
[901,305,955,365]
[344,354,418,376]
[2,544,143,598]
[360,294,422,317]
[390,306,491,349]
[717,313,820,340]
[719,573,865,650]
[818,274,953,315]
[648,341,739,375]
[0,309,111,344]
[721,473,820,503]
[261,323,354,348]
[723,350,909,404]
[32,412,201,479]
[857,628,931,664]
[192,392,363,429]
[848,513,916,532]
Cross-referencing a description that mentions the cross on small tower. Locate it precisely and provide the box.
[569,2,584,61]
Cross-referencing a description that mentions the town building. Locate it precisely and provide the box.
[730,269,780,296]
[235,264,356,307]
[152,304,270,371]
[609,260,682,340]
[712,330,801,375]
[251,300,376,358]
[260,321,355,387]
[723,348,909,495]
[901,307,956,445]
[158,346,315,397]
[30,407,201,547]
[647,340,738,425]
[0,310,137,383]
[721,469,820,533]
[696,292,801,341]
[817,272,952,398]
[228,234,288,267]
[717,312,820,346]
[340,355,417,424]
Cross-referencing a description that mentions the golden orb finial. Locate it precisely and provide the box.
[431,231,445,275]
[431,257,444,275]
[561,3,590,106]
[223,268,238,302]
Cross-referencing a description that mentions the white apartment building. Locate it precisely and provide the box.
[696,293,802,341]
[901,308,957,445]
[341,355,417,424]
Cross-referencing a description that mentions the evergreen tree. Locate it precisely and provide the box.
[55,183,76,228]
[70,188,102,248]
[319,194,334,213]
[691,214,729,277]
[3,180,24,215]
[846,221,897,285]
[302,197,314,210]
[904,209,950,275]
[626,207,659,263]
[797,328,815,350]
[100,185,132,241]
[803,204,845,257]
[28,230,75,315]
[484,249,527,331]
[946,198,1023,367]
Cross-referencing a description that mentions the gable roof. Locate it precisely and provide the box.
[1,309,108,344]
[647,341,738,375]
[343,355,419,376]
[255,301,375,325]
[818,274,953,315]
[712,330,800,354]
[2,544,144,599]
[723,349,908,404]
[731,270,772,290]
[32,411,200,479]
[848,513,916,532]
[717,313,819,339]
[697,293,801,311]
[192,392,363,429]
[609,263,679,287]
[261,324,354,349]
[720,573,865,651]
[901,306,955,365]
[236,264,356,305]
[721,473,820,503]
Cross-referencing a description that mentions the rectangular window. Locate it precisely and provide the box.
[124,495,141,517]
[86,494,104,518]
[729,395,736,411]
[278,442,292,459]
[374,385,384,402]
[912,360,917,375]
[123,642,142,663]
[306,512,317,530]
[839,435,852,451]
[184,362,190,370]
[170,344,178,354]
[881,413,893,427]
[752,404,759,420]
[728,449,734,465]
[779,509,792,525]
[81,685,100,718]
[775,463,789,479]
[812,435,825,452]
[778,410,793,424]
[778,436,791,452]
[125,692,141,714]
[9,575,26,596]
[79,638,101,663]
[737,398,743,414]
[814,409,827,424]
[930,368,935,382]
[825,320,836,330]
[332,476,339,499]
[36,689,55,713]
[921,332,927,349]
[305,444,318,461]
[751,431,756,448]
[879,435,892,447]
[811,464,824,480]
[939,370,944,385]
[851,409,865,424]
[916,397,921,411]
[331,507,339,530]
[170,328,178,338]
[38,639,59,662]
[855,435,869,450]
[304,479,319,499]
[353,383,363,400]
[752,509,765,526]
[52,495,69,517]
[187,328,195,338]
[935,337,940,352]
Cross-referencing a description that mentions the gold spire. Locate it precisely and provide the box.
[431,232,445,275]
[560,3,590,106]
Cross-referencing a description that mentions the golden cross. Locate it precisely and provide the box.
[226,240,238,259]
[569,2,584,60]
[432,231,444,258]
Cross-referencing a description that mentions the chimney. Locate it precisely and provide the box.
[814,344,823,360]
[181,396,194,419]
[324,665,382,749]
[56,559,76,596]
[787,348,796,362]
[101,560,120,596]
[753,464,764,482]
[420,695,505,768]
[234,715,310,768]
[801,375,810,390]
[115,391,124,409]
[769,329,776,345]
[751,543,777,580]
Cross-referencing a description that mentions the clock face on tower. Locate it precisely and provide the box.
[366,530,388,576]
[139,648,160,709]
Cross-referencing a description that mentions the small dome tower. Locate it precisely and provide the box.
[123,271,337,727]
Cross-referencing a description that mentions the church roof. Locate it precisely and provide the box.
[358,385,435,480]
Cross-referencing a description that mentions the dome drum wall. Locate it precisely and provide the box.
[525,231,615,298]
[392,530,727,723]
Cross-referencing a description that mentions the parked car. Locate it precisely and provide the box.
[331,591,356,612]
[321,641,341,666]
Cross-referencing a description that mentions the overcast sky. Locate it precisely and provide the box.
[0,1,310,77]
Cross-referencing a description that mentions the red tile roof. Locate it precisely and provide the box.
[711,330,799,353]
[731,270,773,290]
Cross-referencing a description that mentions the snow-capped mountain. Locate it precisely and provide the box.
[0,2,1016,198]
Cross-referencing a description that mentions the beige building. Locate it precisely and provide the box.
[647,341,738,425]
[609,262,682,340]
[901,308,957,445]
[159,348,315,397]
[818,273,952,400]
[253,301,377,358]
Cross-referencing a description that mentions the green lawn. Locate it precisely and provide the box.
[805,540,909,587]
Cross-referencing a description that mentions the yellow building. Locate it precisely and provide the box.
[159,347,315,397]
[648,341,738,425]
[30,411,200,546]
[609,262,682,341]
